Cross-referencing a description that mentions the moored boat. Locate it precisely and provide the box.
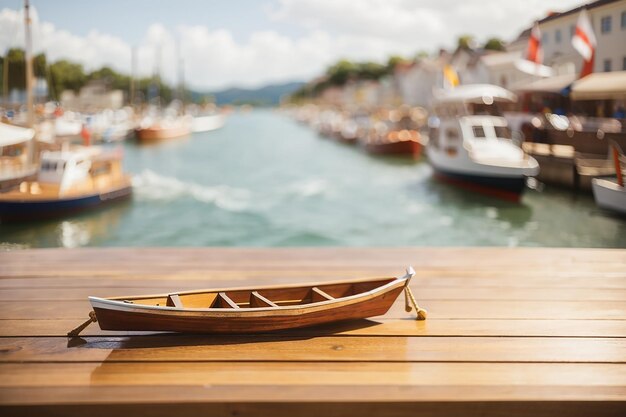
[364,129,422,157]
[71,267,426,335]
[0,145,132,222]
[592,143,625,215]
[427,84,539,201]
[135,116,191,143]
[191,113,226,133]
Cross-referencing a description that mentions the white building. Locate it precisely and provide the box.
[61,80,124,111]
[531,0,626,74]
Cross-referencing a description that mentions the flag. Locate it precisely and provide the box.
[443,65,459,89]
[526,22,543,64]
[571,8,596,78]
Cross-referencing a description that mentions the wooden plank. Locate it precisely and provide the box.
[2,386,626,417]
[165,294,182,308]
[311,287,335,302]
[2,286,626,301]
[1,318,625,338]
[250,292,278,308]
[1,248,624,278]
[216,292,239,309]
[1,336,624,363]
[0,247,625,417]
[4,317,625,338]
[2,299,625,320]
[1,362,624,388]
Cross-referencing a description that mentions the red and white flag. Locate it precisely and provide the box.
[526,22,543,64]
[571,8,596,77]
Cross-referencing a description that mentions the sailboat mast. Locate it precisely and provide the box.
[130,46,136,107]
[2,49,8,105]
[24,0,34,128]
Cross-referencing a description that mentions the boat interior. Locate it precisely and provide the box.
[111,278,399,309]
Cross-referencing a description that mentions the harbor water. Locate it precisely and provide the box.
[1,110,624,248]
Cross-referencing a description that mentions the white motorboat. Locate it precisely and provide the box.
[427,84,539,201]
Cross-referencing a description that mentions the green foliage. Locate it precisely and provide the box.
[484,37,505,51]
[457,35,475,50]
[48,60,86,99]
[386,55,407,71]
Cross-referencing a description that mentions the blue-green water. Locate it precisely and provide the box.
[1,110,625,248]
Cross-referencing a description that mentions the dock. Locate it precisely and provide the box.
[0,247,625,416]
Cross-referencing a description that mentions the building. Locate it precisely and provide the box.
[532,0,626,74]
[60,80,124,111]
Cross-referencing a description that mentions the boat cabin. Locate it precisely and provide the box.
[16,146,127,197]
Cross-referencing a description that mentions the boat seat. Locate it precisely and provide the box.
[249,291,278,308]
[310,287,334,302]
[217,292,240,309]
[166,294,183,308]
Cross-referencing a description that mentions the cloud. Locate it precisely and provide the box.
[271,0,585,49]
[0,1,586,90]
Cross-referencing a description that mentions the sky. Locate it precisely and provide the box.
[0,0,586,91]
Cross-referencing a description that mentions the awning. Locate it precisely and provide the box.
[512,73,577,94]
[0,122,35,147]
[570,71,626,100]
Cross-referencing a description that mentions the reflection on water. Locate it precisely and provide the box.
[0,200,130,248]
[1,110,624,248]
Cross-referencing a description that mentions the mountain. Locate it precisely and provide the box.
[192,81,305,106]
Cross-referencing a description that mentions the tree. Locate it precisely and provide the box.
[48,60,86,99]
[386,55,408,72]
[326,59,358,86]
[484,37,505,51]
[457,35,475,50]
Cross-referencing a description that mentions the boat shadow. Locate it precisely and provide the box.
[67,319,381,349]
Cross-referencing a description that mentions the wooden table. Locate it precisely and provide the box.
[1,247,625,416]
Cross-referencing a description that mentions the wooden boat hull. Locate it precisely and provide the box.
[89,276,411,334]
[0,184,132,222]
[364,140,422,157]
[93,287,402,333]
[135,126,190,142]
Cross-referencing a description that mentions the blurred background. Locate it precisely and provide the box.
[0,0,625,248]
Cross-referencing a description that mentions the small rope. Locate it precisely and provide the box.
[404,286,427,320]
[67,311,97,337]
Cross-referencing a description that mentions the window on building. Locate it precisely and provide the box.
[623,57,626,71]
[555,29,561,43]
[604,59,612,72]
[622,11,626,29]
[601,16,612,33]
[570,25,575,37]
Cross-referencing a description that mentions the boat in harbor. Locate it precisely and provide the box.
[191,113,226,133]
[0,122,37,191]
[0,145,132,222]
[592,143,625,215]
[135,116,191,143]
[363,129,422,157]
[427,84,539,201]
[72,267,427,335]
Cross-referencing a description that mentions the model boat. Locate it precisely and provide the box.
[427,84,539,201]
[69,268,426,336]
[0,145,132,222]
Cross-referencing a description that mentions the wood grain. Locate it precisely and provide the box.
[0,247,625,417]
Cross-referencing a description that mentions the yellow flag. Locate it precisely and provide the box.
[443,65,459,88]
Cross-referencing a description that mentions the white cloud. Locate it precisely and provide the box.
[0,1,586,90]
[271,0,586,50]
